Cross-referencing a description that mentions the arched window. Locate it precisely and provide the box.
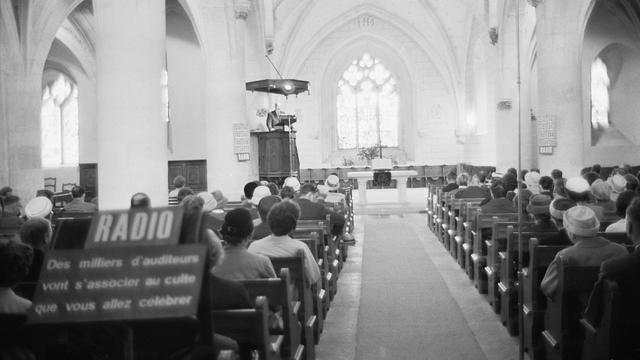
[41,73,79,167]
[337,53,398,149]
[591,57,610,129]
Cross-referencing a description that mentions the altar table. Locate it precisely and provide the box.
[346,170,418,205]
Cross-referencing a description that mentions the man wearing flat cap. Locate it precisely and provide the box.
[540,206,627,298]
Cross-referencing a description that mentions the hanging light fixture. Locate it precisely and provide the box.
[245,55,310,97]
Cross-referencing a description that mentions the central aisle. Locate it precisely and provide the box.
[316,192,518,360]
[355,214,487,359]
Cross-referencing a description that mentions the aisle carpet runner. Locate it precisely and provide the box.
[355,215,487,360]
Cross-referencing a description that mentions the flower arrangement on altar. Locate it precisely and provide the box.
[357,145,381,161]
[255,108,268,118]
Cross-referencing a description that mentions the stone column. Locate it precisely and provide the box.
[0,58,43,203]
[535,1,584,175]
[200,0,252,201]
[94,0,168,210]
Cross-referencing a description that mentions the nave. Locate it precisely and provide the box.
[317,190,516,360]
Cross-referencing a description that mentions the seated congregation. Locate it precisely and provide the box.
[427,164,640,360]
[0,174,354,360]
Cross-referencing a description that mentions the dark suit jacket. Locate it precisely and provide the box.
[454,186,490,200]
[63,198,97,213]
[585,247,640,356]
[252,222,271,240]
[296,198,345,235]
[480,198,517,214]
[210,275,253,310]
[442,183,459,193]
[538,229,572,246]
[0,215,24,231]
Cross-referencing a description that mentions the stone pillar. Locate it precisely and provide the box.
[201,0,252,201]
[94,0,168,210]
[535,1,584,175]
[0,59,44,203]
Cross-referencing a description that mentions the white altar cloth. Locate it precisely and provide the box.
[347,170,418,205]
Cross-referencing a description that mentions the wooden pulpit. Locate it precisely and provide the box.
[253,131,300,180]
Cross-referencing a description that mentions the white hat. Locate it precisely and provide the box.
[524,172,541,187]
[317,185,330,196]
[24,196,53,218]
[326,175,340,190]
[608,174,627,193]
[197,192,218,212]
[563,205,600,237]
[251,186,271,206]
[565,177,590,193]
[283,177,301,192]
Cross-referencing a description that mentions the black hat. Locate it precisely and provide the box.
[221,208,254,239]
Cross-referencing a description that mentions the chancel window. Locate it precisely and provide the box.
[337,53,398,149]
[41,73,79,167]
[591,57,610,129]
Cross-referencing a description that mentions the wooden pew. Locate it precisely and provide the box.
[295,218,341,276]
[296,236,327,341]
[446,198,485,260]
[427,185,443,233]
[213,296,284,360]
[485,221,526,313]
[293,221,338,300]
[241,269,305,360]
[270,252,317,360]
[462,205,482,277]
[470,212,518,293]
[519,239,567,360]
[453,199,487,269]
[498,228,557,336]
[541,262,601,360]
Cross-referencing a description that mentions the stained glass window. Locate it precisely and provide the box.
[591,57,610,129]
[41,73,78,167]
[337,53,398,149]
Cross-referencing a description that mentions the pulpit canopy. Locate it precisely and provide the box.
[245,79,310,97]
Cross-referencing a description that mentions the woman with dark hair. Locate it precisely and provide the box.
[213,208,276,281]
[0,239,33,314]
[249,200,320,284]
[19,217,52,284]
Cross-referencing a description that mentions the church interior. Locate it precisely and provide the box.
[1,0,640,359]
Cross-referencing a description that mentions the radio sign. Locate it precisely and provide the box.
[85,207,183,248]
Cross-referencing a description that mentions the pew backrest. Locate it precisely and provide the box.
[212,296,282,360]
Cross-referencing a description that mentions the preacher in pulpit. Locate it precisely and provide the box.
[266,104,296,131]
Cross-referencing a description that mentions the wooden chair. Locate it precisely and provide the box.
[270,252,317,360]
[296,233,331,317]
[541,261,601,360]
[213,296,284,360]
[61,183,77,192]
[44,177,57,193]
[519,239,568,360]
[241,269,305,360]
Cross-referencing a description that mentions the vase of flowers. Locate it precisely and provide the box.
[357,145,380,166]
